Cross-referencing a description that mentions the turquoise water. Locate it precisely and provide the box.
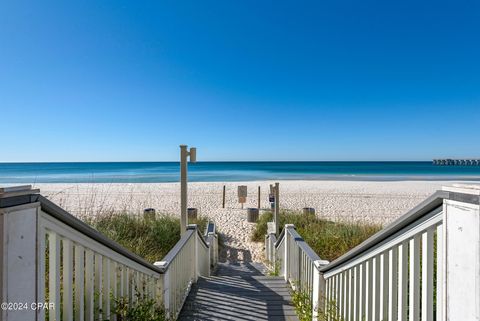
[0,162,480,183]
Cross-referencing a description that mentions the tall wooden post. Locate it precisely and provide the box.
[180,145,196,236]
[180,145,188,236]
[274,182,280,236]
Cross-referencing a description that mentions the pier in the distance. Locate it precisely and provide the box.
[433,158,480,166]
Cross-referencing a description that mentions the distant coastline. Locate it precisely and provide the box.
[1,161,480,183]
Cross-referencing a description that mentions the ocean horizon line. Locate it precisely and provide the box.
[0,160,449,164]
[1,161,480,184]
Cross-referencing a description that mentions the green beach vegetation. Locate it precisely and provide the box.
[253,210,381,320]
[110,294,167,321]
[252,210,381,262]
[84,212,208,263]
[79,212,208,320]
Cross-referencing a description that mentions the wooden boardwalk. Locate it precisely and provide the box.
[179,262,299,320]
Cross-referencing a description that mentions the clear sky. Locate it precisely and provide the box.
[1,0,479,161]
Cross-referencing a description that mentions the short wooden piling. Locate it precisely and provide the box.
[303,207,315,216]
[144,208,156,220]
[187,208,198,219]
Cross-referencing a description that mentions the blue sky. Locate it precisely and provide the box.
[1,0,479,161]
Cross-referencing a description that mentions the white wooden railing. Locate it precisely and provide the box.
[322,206,442,321]
[154,222,217,319]
[282,225,329,299]
[266,225,329,319]
[0,186,218,321]
[40,206,162,321]
[267,186,480,321]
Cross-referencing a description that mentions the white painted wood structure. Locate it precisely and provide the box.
[266,185,480,321]
[0,186,218,321]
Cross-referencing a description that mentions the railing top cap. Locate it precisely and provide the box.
[444,184,480,196]
[314,259,330,268]
[0,185,32,193]
[0,185,39,198]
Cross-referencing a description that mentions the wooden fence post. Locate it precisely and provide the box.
[222,185,225,209]
[258,186,261,209]
[442,185,480,321]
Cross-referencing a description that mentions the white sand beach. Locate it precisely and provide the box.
[31,180,464,263]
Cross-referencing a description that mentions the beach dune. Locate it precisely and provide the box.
[33,180,460,262]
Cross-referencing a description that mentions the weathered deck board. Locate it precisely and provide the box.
[179,262,299,320]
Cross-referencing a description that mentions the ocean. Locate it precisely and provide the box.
[0,162,480,183]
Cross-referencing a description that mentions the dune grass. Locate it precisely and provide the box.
[85,213,208,263]
[252,211,382,262]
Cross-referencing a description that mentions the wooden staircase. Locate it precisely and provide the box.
[179,262,299,320]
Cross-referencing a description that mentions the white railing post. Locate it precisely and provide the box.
[154,261,170,317]
[187,224,199,282]
[267,222,276,266]
[442,185,480,321]
[207,232,214,276]
[208,233,213,270]
[269,233,275,264]
[312,260,329,321]
[265,234,269,262]
[215,235,219,266]
[284,224,295,283]
[0,186,40,321]
[265,232,275,265]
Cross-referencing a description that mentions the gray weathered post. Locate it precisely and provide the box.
[180,145,188,236]
[180,145,196,236]
[442,185,480,321]
[274,182,280,236]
